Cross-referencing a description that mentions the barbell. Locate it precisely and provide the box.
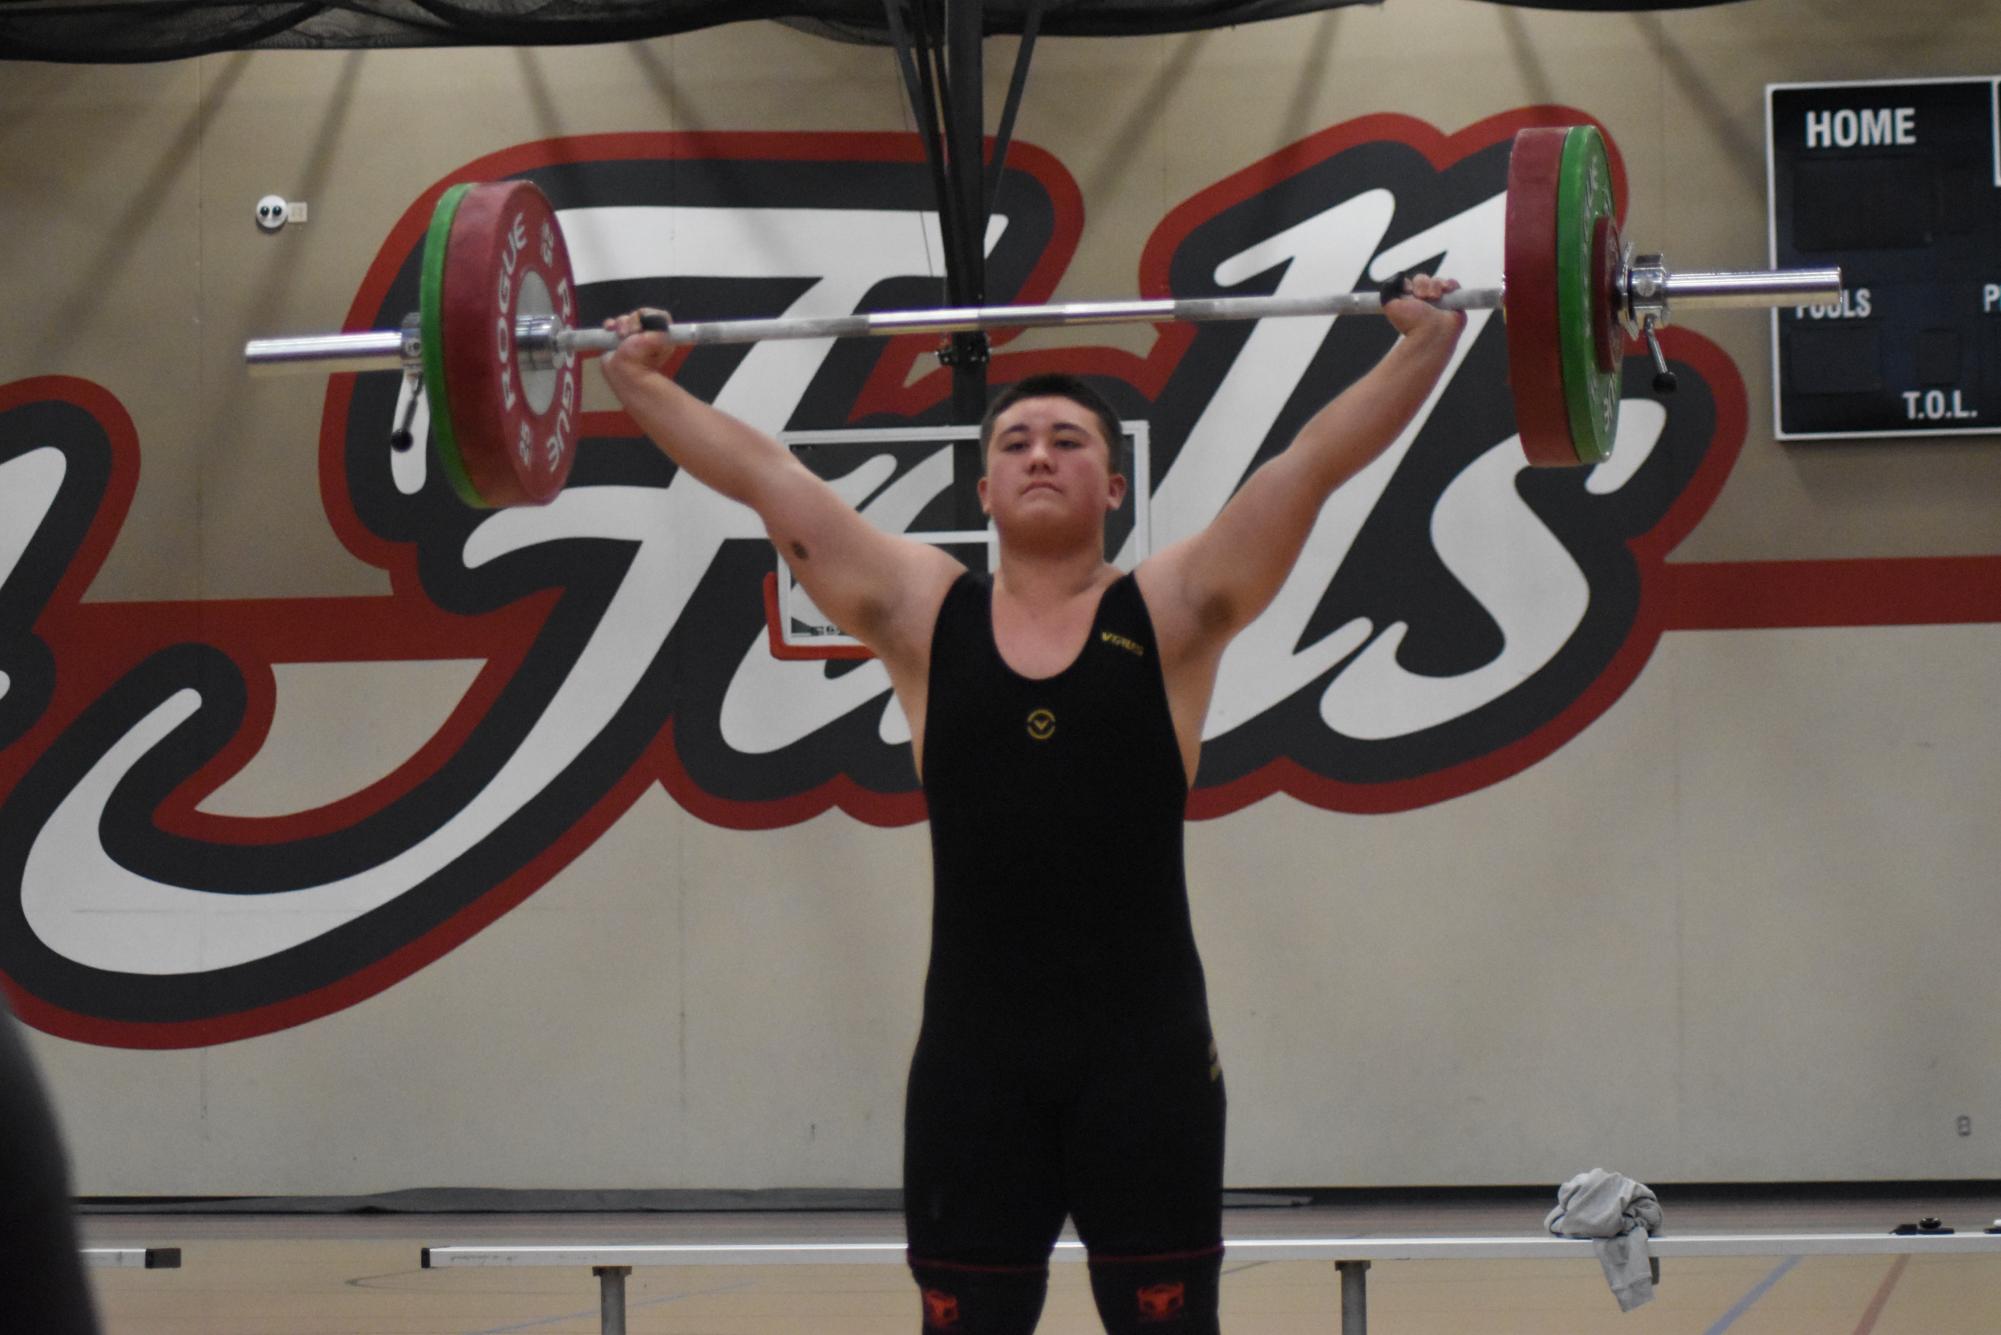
[244,125,1841,508]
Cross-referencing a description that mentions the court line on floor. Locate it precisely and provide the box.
[1703,1255,1800,1335]
[1850,1254,1910,1335]
[463,1277,759,1335]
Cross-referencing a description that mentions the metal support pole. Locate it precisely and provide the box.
[593,1265,630,1335]
[943,0,990,431]
[1336,1259,1369,1335]
[984,0,1044,221]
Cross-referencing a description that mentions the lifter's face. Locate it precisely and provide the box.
[978,396,1126,543]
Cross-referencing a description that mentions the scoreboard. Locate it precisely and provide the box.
[1767,76,2001,440]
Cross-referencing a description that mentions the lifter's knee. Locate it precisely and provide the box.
[909,1260,1048,1334]
[1086,1248,1222,1334]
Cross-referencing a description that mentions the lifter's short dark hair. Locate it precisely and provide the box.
[978,373,1126,476]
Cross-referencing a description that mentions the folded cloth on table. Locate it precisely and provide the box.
[1545,1168,1664,1312]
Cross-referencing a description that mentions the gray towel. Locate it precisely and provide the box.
[1545,1168,1664,1312]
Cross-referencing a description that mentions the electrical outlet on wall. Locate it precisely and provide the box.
[255,196,308,231]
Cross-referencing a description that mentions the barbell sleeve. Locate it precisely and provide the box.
[245,330,409,375]
[1654,266,1844,311]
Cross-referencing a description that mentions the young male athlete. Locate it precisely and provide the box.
[600,274,1465,1334]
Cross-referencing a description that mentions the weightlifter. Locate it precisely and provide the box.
[599,274,1465,1334]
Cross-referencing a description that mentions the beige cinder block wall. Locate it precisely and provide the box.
[2,0,1998,1194]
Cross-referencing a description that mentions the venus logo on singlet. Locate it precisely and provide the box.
[1025,708,1057,741]
[0,114,1754,1044]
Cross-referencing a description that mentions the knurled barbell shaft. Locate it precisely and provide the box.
[244,286,1497,374]
[242,266,1842,376]
[565,286,1507,352]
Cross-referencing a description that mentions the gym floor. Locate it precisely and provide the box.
[80,1186,2001,1333]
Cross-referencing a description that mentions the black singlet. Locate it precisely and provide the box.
[919,570,1209,1028]
[904,570,1224,1269]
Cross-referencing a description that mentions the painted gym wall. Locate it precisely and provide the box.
[4,0,2000,1196]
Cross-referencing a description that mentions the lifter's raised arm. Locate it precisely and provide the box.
[1140,276,1468,654]
[597,311,960,663]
